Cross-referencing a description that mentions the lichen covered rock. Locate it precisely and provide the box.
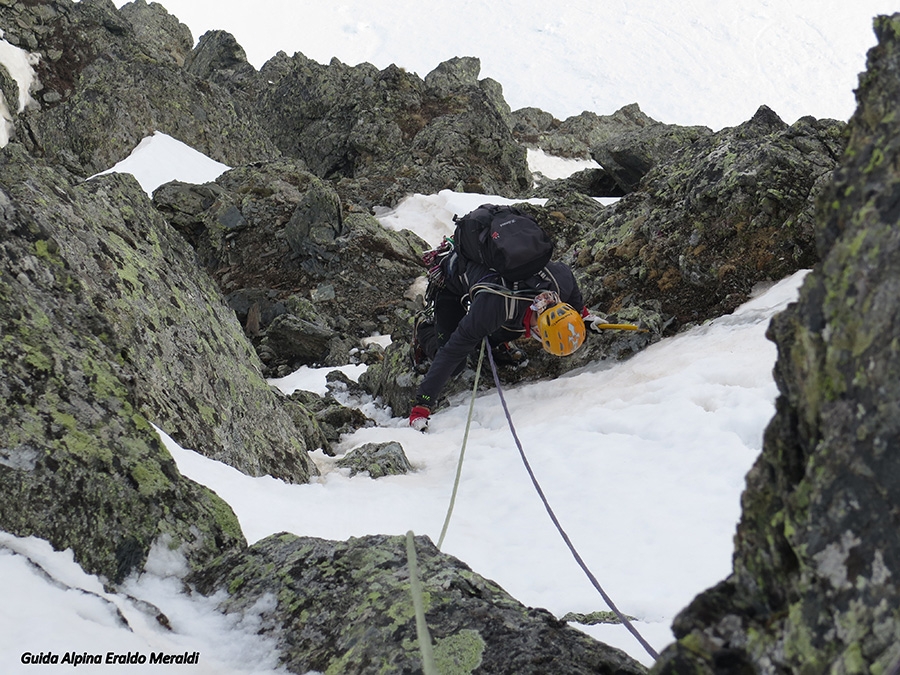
[335,441,412,478]
[0,144,319,483]
[189,533,648,675]
[0,146,247,583]
[259,53,531,207]
[652,14,900,674]
[153,161,428,374]
[9,0,277,176]
[573,105,844,330]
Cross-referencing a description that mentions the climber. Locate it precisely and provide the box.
[408,254,604,431]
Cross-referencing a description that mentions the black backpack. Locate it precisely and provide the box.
[452,204,554,281]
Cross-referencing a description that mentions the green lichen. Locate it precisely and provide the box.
[33,239,62,266]
[204,489,244,543]
[678,631,713,660]
[24,344,53,372]
[841,643,866,675]
[782,602,823,672]
[433,629,485,674]
[130,462,170,497]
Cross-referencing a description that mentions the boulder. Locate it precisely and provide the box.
[590,120,713,194]
[531,167,626,199]
[288,387,373,453]
[0,144,319,483]
[188,533,648,675]
[335,441,412,478]
[512,102,657,160]
[651,14,900,673]
[118,0,193,67]
[0,145,247,584]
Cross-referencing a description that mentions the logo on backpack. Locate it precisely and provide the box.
[452,204,553,282]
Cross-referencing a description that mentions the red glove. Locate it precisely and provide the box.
[409,405,430,432]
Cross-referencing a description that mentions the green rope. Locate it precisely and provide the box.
[437,338,486,550]
[406,531,438,675]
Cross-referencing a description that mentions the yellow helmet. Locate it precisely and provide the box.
[537,302,585,356]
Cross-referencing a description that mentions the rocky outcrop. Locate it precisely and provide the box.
[572,105,845,330]
[152,160,428,375]
[651,14,900,674]
[0,146,247,584]
[532,167,626,199]
[6,0,278,176]
[259,53,531,208]
[590,121,713,194]
[512,102,657,160]
[189,532,648,675]
[0,145,319,483]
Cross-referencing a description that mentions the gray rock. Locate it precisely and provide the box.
[0,144,318,484]
[0,146,247,584]
[512,103,657,159]
[531,167,626,199]
[424,55,482,96]
[259,53,531,207]
[259,313,336,365]
[12,0,278,177]
[185,29,248,78]
[591,120,713,193]
[188,533,648,675]
[572,105,844,331]
[335,441,412,478]
[651,13,900,674]
[153,163,428,373]
[288,388,373,452]
[119,0,193,67]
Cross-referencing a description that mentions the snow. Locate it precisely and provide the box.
[0,28,39,146]
[93,132,231,196]
[0,0,878,671]
[155,269,807,666]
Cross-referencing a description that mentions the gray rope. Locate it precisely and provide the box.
[486,342,660,662]
[437,339,486,550]
[406,531,438,675]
